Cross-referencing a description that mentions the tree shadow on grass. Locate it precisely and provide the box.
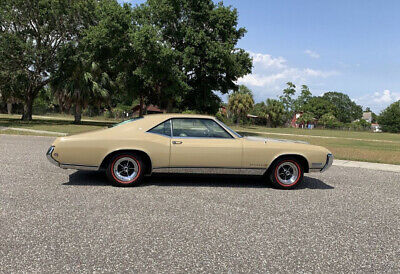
[0,117,115,128]
[64,171,334,190]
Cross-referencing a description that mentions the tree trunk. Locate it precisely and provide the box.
[21,93,34,121]
[74,102,82,124]
[139,96,144,117]
[166,98,173,113]
[7,103,12,115]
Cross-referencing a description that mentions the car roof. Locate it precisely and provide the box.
[143,113,215,120]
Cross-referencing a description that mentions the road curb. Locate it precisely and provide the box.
[333,159,400,173]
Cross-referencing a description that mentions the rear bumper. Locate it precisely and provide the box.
[46,146,98,171]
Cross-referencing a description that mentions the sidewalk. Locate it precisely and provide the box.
[333,159,400,173]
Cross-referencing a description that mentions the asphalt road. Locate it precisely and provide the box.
[1,134,399,273]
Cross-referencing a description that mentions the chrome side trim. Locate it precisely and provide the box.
[311,162,324,168]
[59,164,99,171]
[152,167,266,176]
[320,154,334,173]
[309,168,321,173]
[46,146,59,167]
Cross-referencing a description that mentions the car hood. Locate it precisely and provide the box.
[244,136,309,144]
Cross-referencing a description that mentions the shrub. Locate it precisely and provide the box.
[378,101,400,133]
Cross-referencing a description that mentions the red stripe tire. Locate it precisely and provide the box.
[269,157,304,189]
[106,153,144,187]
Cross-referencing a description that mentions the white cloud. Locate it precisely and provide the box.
[355,89,400,113]
[304,49,320,59]
[237,51,338,101]
[249,52,287,69]
[373,90,400,103]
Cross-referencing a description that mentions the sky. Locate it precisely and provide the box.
[119,0,400,113]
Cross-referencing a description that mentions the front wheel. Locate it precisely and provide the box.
[269,158,304,189]
[106,153,144,187]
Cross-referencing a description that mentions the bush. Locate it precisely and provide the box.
[378,101,400,133]
[181,109,198,114]
[350,119,371,131]
[104,109,114,118]
[33,97,49,115]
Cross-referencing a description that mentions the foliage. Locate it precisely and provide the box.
[319,113,341,129]
[294,85,312,112]
[250,102,268,125]
[138,0,253,114]
[265,99,286,127]
[296,112,315,125]
[303,96,336,120]
[279,82,296,115]
[0,0,94,120]
[322,92,363,123]
[228,91,254,124]
[378,101,400,133]
[350,119,371,131]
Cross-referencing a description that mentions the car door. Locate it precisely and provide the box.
[169,118,243,168]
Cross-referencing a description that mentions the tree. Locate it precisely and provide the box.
[265,99,286,127]
[319,113,341,128]
[303,96,336,120]
[228,92,254,124]
[83,0,187,116]
[234,85,253,95]
[365,107,378,123]
[279,82,296,113]
[322,92,363,123]
[296,112,315,126]
[294,85,312,112]
[251,102,268,125]
[137,0,252,114]
[51,55,111,123]
[378,101,400,133]
[0,0,93,120]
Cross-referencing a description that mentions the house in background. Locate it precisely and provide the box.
[132,104,165,116]
[291,112,316,129]
[371,123,382,133]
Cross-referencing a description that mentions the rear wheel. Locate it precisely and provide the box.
[269,157,304,189]
[106,153,144,187]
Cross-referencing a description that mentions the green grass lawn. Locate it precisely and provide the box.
[233,125,400,165]
[233,125,400,142]
[0,114,115,134]
[1,114,400,165]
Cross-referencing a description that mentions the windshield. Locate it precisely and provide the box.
[216,119,242,138]
[112,117,143,127]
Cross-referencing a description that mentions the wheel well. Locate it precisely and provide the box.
[100,150,152,175]
[266,154,310,175]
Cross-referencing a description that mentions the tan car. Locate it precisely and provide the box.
[46,114,333,189]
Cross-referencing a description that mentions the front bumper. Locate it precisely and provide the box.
[46,146,60,167]
[320,154,334,173]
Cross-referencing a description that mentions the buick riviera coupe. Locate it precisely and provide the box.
[47,114,333,189]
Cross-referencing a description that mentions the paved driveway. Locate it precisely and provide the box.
[1,135,399,272]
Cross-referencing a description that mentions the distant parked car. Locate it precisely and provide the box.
[47,114,333,189]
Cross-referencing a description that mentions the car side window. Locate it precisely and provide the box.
[148,120,171,137]
[172,118,232,138]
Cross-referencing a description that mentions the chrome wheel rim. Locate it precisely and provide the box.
[113,157,139,182]
[276,162,299,185]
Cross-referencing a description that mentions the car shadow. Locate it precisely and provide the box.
[64,171,334,190]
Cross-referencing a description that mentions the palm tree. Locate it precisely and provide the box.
[228,91,254,124]
[52,59,111,124]
[265,98,286,127]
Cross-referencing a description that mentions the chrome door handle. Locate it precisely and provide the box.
[172,141,183,144]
